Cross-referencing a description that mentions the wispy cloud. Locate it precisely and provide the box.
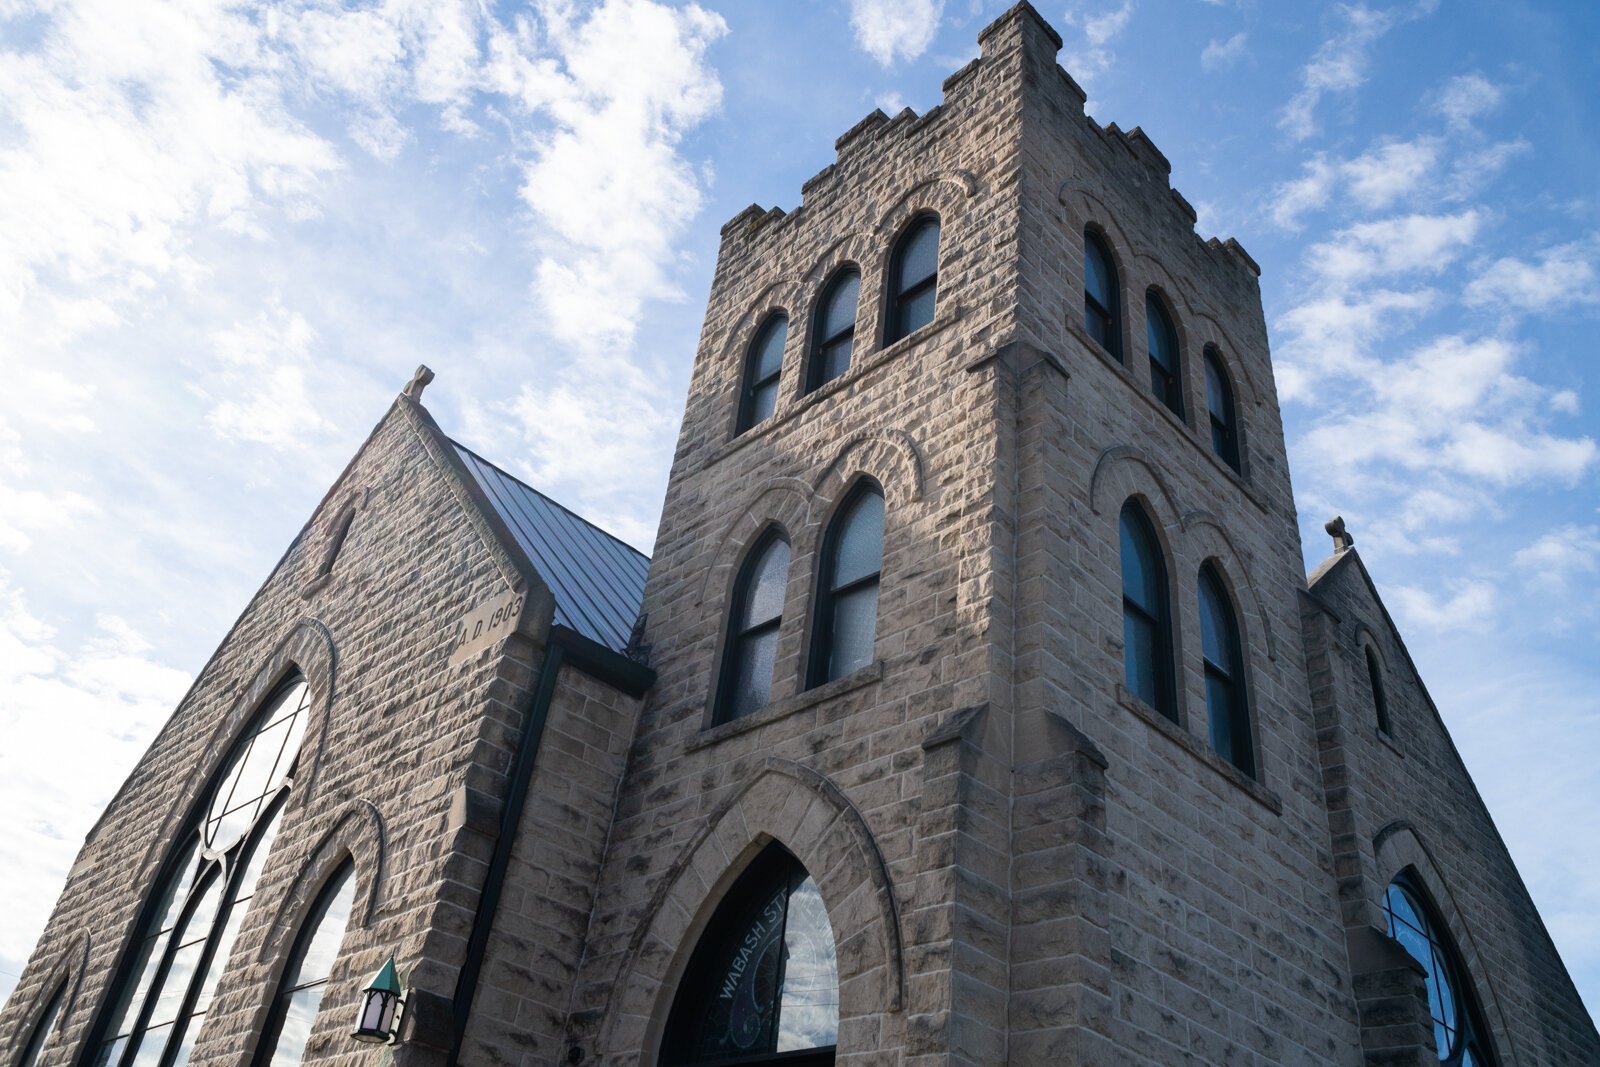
[1390,578,1497,632]
[1431,71,1505,129]
[1464,240,1600,316]
[1514,525,1600,590]
[1279,2,1433,141]
[848,0,945,66]
[1063,0,1134,88]
[1201,31,1248,73]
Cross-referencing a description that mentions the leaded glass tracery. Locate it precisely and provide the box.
[661,846,839,1066]
[94,678,310,1067]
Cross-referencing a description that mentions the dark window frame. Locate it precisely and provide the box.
[1084,228,1122,360]
[737,314,789,433]
[807,479,885,689]
[1198,562,1255,777]
[1366,645,1393,735]
[1145,289,1184,417]
[250,861,357,1067]
[1204,347,1241,472]
[807,266,862,393]
[713,529,792,725]
[1119,502,1176,721]
[1383,873,1498,1066]
[885,215,940,345]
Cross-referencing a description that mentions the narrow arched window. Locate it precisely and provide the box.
[17,978,68,1067]
[1084,230,1121,358]
[92,679,310,1067]
[661,845,838,1066]
[808,268,861,392]
[1199,564,1254,776]
[1205,348,1241,471]
[252,863,357,1067]
[1366,646,1392,735]
[1384,876,1496,1064]
[738,315,788,432]
[809,481,884,687]
[716,532,791,723]
[1146,291,1183,416]
[887,216,939,343]
[1119,503,1174,719]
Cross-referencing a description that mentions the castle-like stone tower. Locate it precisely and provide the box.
[2,6,1595,1067]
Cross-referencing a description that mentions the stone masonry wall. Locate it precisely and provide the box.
[0,397,557,1067]
[1304,549,1600,1065]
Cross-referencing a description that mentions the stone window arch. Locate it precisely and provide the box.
[90,677,312,1067]
[250,861,357,1067]
[1120,500,1175,720]
[807,266,861,392]
[738,313,789,432]
[807,478,884,688]
[659,843,838,1066]
[715,529,793,724]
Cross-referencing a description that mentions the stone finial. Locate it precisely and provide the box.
[1325,515,1355,553]
[403,364,435,400]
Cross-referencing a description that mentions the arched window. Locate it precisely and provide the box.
[1366,646,1392,735]
[1084,230,1121,358]
[1205,348,1240,472]
[1384,876,1496,1065]
[251,863,357,1067]
[738,315,788,433]
[1146,291,1183,416]
[716,532,791,723]
[93,679,311,1067]
[1198,564,1254,776]
[1119,503,1174,719]
[17,978,68,1067]
[661,845,838,1066]
[886,216,939,343]
[809,481,884,687]
[808,268,861,392]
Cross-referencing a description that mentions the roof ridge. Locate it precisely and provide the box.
[447,437,651,562]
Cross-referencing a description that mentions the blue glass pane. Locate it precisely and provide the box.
[896,221,939,290]
[1119,509,1164,614]
[820,271,860,340]
[831,491,884,590]
[746,379,778,427]
[1206,354,1232,422]
[1124,609,1158,706]
[828,582,879,681]
[776,876,839,1052]
[1085,235,1115,307]
[1086,301,1116,352]
[128,1023,170,1067]
[1206,674,1238,763]
[731,627,779,720]
[897,284,936,337]
[1198,570,1236,670]
[752,317,787,381]
[1146,295,1177,371]
[743,539,790,627]
[819,337,852,385]
[267,985,328,1067]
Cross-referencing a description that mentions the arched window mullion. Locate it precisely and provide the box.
[886,217,939,344]
[113,855,224,1067]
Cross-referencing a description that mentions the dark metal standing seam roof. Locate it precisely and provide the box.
[452,441,650,653]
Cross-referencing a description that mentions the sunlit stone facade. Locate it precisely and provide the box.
[2,5,1596,1067]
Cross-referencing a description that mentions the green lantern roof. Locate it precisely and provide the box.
[367,956,401,996]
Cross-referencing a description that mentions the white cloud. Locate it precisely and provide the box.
[198,304,333,450]
[1268,138,1455,229]
[1390,578,1496,632]
[1269,156,1337,229]
[1063,0,1134,87]
[1514,525,1600,590]
[1342,138,1441,210]
[0,576,190,1004]
[1432,71,1504,129]
[1201,31,1248,72]
[848,0,945,67]
[1464,240,1600,315]
[1280,3,1405,141]
[1306,210,1480,288]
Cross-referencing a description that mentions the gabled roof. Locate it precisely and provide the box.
[451,440,649,654]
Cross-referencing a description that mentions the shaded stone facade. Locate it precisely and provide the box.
[2,5,1595,1067]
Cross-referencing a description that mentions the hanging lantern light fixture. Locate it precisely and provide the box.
[351,956,404,1044]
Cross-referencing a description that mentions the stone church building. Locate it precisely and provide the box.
[3,5,1596,1066]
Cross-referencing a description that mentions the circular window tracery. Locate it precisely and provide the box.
[1383,876,1495,1065]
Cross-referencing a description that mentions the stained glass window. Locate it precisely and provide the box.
[1199,564,1254,776]
[252,863,356,1067]
[809,269,861,391]
[1146,291,1183,416]
[1383,876,1496,1064]
[809,482,884,688]
[739,315,788,432]
[716,532,791,723]
[1085,231,1121,358]
[661,846,838,1066]
[1120,503,1174,719]
[887,217,939,343]
[93,679,309,1067]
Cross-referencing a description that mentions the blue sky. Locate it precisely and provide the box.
[0,0,1595,1025]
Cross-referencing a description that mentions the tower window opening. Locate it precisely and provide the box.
[809,268,861,392]
[1119,502,1175,720]
[716,531,791,723]
[1084,230,1121,358]
[887,216,939,343]
[738,315,789,433]
[1146,291,1183,417]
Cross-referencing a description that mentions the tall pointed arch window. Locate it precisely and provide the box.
[1384,876,1496,1065]
[886,216,939,343]
[809,481,884,687]
[1120,503,1174,720]
[1146,291,1183,416]
[17,978,68,1067]
[251,863,357,1067]
[808,268,861,392]
[1198,564,1254,776]
[93,678,311,1067]
[1366,646,1392,735]
[1205,347,1241,472]
[738,315,788,433]
[661,845,839,1066]
[1084,230,1121,358]
[716,532,791,724]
